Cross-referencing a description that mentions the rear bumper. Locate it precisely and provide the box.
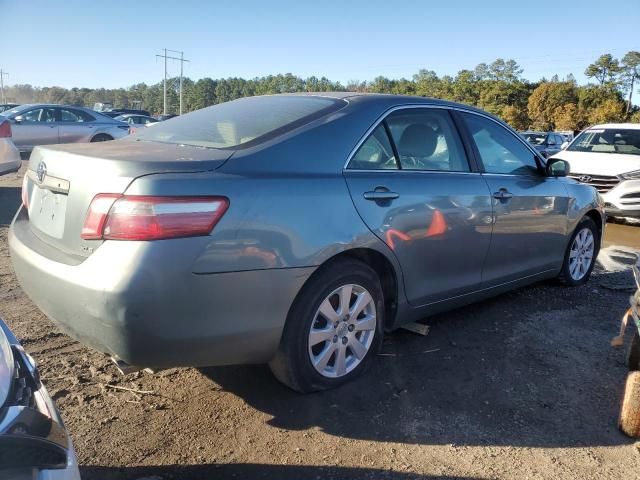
[9,209,313,368]
[603,179,640,218]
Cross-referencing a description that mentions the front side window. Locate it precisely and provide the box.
[567,128,640,156]
[386,109,469,172]
[135,95,346,149]
[347,124,397,170]
[461,112,539,175]
[21,108,56,123]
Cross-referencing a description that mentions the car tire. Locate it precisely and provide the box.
[90,134,113,142]
[628,331,640,371]
[558,216,599,286]
[269,259,384,393]
[619,371,640,438]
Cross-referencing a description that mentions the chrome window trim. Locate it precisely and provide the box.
[343,103,544,174]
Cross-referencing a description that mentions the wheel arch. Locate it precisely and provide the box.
[302,248,401,331]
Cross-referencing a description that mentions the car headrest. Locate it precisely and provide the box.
[398,124,438,157]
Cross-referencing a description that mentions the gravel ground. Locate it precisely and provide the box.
[2,161,640,480]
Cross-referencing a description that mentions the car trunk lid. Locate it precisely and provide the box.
[23,139,233,258]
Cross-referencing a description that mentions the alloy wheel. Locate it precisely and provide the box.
[569,227,595,281]
[307,284,377,378]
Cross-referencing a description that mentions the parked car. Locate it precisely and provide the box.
[155,113,177,121]
[101,108,151,118]
[0,119,21,175]
[9,93,603,392]
[0,103,19,113]
[0,104,129,153]
[520,131,565,158]
[114,114,159,128]
[552,123,640,219]
[0,317,80,479]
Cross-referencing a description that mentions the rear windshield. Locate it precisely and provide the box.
[134,95,346,149]
[568,128,640,156]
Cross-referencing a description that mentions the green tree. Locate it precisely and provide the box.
[585,54,620,86]
[621,51,640,115]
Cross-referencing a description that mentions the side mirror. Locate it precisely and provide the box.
[13,115,23,124]
[561,141,570,150]
[546,158,569,177]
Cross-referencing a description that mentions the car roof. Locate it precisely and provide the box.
[588,123,640,130]
[273,92,504,120]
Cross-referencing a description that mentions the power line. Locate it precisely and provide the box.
[156,49,190,115]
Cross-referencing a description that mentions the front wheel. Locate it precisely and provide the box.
[559,217,599,286]
[269,259,384,392]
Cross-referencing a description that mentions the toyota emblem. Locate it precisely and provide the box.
[36,161,47,183]
[578,175,592,183]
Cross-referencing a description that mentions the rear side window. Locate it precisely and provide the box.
[386,109,469,172]
[134,96,346,149]
[59,108,95,123]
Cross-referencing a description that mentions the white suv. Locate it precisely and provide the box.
[552,123,640,218]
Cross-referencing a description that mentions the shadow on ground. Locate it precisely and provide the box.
[202,276,633,449]
[81,464,484,480]
[0,186,20,227]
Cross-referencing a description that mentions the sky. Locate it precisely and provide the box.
[0,0,638,89]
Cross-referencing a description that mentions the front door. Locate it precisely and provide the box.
[458,111,570,286]
[11,107,59,150]
[344,107,493,306]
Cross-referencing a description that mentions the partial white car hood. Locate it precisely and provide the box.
[552,151,640,176]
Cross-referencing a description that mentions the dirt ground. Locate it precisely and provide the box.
[2,161,640,480]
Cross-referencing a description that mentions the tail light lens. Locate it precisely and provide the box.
[81,195,228,241]
[0,120,11,138]
[21,174,29,209]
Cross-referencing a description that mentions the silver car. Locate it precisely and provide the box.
[9,94,604,392]
[0,104,130,153]
[0,318,80,479]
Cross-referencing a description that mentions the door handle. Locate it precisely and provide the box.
[363,187,399,201]
[493,188,513,200]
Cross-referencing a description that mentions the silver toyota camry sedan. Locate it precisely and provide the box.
[0,104,130,153]
[9,93,604,392]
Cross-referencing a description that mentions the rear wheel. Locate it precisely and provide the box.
[269,259,384,392]
[559,217,598,286]
[90,134,113,142]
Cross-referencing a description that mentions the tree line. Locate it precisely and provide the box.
[4,51,640,132]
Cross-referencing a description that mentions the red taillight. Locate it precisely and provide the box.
[81,194,121,239]
[81,195,228,241]
[0,120,11,138]
[21,174,29,209]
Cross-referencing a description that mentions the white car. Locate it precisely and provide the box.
[553,123,640,218]
[0,119,21,175]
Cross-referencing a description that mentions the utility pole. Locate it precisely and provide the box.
[0,70,8,105]
[155,49,189,115]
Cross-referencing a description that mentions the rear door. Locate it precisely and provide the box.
[344,107,493,306]
[11,107,59,150]
[458,111,570,286]
[56,107,98,143]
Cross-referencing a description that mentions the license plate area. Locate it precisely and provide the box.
[28,186,67,239]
